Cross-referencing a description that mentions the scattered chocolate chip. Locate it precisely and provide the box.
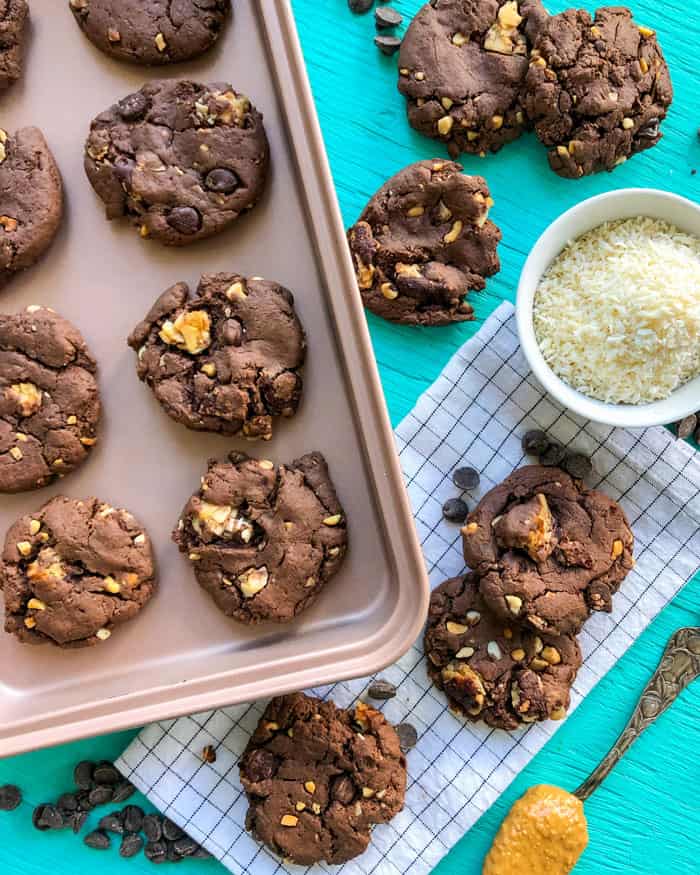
[639,118,660,139]
[396,723,418,753]
[452,466,480,491]
[76,791,95,812]
[35,804,64,830]
[375,5,402,27]
[88,785,114,807]
[204,168,239,194]
[166,841,182,863]
[167,206,202,235]
[145,840,167,862]
[368,679,397,700]
[442,497,469,523]
[201,744,217,764]
[93,762,121,786]
[84,829,111,850]
[0,785,21,811]
[676,414,697,440]
[540,441,566,467]
[348,0,374,12]
[120,833,144,858]
[123,804,144,834]
[143,813,163,843]
[99,812,125,834]
[522,430,550,455]
[374,34,402,54]
[162,817,184,842]
[111,780,136,804]
[692,169,698,176]
[70,810,89,834]
[57,792,78,813]
[32,804,51,831]
[562,453,592,480]
[74,761,94,791]
[117,92,148,122]
[113,156,135,186]
[173,836,199,857]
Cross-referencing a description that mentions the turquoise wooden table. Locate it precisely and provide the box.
[2,1,700,872]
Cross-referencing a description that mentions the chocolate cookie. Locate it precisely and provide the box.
[398,0,547,157]
[239,693,406,866]
[347,160,501,325]
[173,452,347,625]
[0,307,100,493]
[462,466,634,636]
[0,0,27,91]
[425,573,581,729]
[1,496,156,647]
[128,274,305,440]
[523,7,673,178]
[84,80,269,246]
[69,0,230,66]
[0,127,63,287]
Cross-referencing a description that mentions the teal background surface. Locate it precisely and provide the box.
[2,1,700,872]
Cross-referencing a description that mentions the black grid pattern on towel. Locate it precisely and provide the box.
[116,303,700,875]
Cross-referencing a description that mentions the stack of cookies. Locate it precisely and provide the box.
[424,464,635,729]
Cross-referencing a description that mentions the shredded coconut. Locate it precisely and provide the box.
[533,217,700,404]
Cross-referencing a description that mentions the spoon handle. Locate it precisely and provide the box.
[574,626,700,802]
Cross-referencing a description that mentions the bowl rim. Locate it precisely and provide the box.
[516,187,700,428]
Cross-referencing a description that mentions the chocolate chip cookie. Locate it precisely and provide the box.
[347,160,501,325]
[173,452,347,624]
[239,693,406,866]
[398,0,547,157]
[425,573,581,729]
[523,7,673,178]
[128,274,305,439]
[462,466,634,636]
[0,127,63,287]
[84,80,269,246]
[1,496,156,647]
[69,0,230,66]
[0,0,27,91]
[0,307,100,493]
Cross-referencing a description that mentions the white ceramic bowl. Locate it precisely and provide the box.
[517,188,700,428]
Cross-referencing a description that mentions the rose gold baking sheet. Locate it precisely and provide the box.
[0,0,429,757]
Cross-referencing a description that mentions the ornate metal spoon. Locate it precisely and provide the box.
[575,626,700,800]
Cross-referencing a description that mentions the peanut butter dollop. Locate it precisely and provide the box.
[483,784,588,875]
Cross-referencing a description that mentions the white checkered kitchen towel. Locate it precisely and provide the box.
[117,301,700,875]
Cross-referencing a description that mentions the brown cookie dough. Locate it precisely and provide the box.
[398,0,547,157]
[0,307,100,494]
[69,0,230,66]
[347,160,501,325]
[84,80,269,246]
[462,466,634,636]
[128,274,305,440]
[239,693,406,866]
[523,7,673,178]
[425,574,581,729]
[0,0,27,92]
[0,127,63,287]
[1,496,156,648]
[173,452,347,625]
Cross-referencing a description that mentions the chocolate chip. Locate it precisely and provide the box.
[99,812,125,834]
[88,785,114,807]
[676,414,697,440]
[368,679,397,700]
[204,168,239,194]
[173,836,199,857]
[122,804,144,834]
[118,92,148,122]
[76,791,95,812]
[93,762,121,786]
[111,780,136,804]
[442,497,469,523]
[374,35,402,54]
[375,5,402,27]
[113,156,135,186]
[70,810,89,834]
[639,118,660,139]
[452,466,480,491]
[540,441,566,467]
[167,206,202,235]
[84,829,111,850]
[562,453,592,480]
[57,792,78,813]
[244,748,277,783]
[348,0,373,12]
[522,430,550,455]
[74,760,94,790]
[396,722,418,753]
[221,319,243,346]
[331,775,356,804]
[34,804,64,830]
[145,840,167,862]
[143,813,163,842]
[120,833,144,858]
[166,841,182,862]
[0,785,21,811]
[162,817,184,842]
[32,805,51,831]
